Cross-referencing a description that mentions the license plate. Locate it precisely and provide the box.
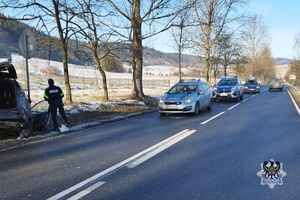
[167,105,178,109]
[220,93,228,96]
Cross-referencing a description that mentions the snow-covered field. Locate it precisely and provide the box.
[11,54,290,109]
[10,54,188,116]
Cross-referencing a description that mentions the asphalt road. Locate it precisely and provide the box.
[0,85,300,200]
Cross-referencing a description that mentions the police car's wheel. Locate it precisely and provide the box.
[207,99,212,111]
[240,93,243,100]
[194,103,199,115]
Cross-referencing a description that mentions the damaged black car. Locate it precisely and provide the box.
[0,61,33,138]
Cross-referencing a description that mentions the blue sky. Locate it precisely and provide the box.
[248,0,300,59]
[149,0,300,59]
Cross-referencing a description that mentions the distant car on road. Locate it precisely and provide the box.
[244,77,260,93]
[158,78,212,116]
[269,78,283,91]
[212,76,245,101]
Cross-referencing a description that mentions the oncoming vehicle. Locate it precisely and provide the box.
[0,61,33,138]
[212,76,245,101]
[244,77,260,93]
[269,78,284,91]
[158,78,212,116]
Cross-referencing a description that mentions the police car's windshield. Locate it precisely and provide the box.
[168,84,197,94]
[245,80,258,85]
[217,79,237,86]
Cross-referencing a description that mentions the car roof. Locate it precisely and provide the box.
[0,61,17,79]
[221,76,237,80]
[178,78,205,85]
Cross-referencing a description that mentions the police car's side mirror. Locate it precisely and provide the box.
[198,91,205,95]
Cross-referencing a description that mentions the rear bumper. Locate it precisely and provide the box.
[0,121,24,132]
[245,88,259,93]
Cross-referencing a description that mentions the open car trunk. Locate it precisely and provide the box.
[0,81,17,109]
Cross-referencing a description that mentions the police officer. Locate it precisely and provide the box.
[44,78,69,131]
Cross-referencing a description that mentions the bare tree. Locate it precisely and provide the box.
[190,0,248,84]
[0,0,75,104]
[107,0,182,102]
[240,14,270,76]
[293,33,300,59]
[217,34,241,76]
[289,59,300,86]
[68,0,118,101]
[252,47,275,81]
[169,1,193,79]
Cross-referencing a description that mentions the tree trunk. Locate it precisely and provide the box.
[95,56,109,101]
[205,48,211,85]
[53,0,72,105]
[131,0,145,100]
[61,47,72,104]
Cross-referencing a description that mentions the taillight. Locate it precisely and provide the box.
[9,110,19,114]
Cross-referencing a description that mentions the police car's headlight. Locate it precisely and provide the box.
[184,96,194,103]
[231,86,237,91]
[159,99,164,104]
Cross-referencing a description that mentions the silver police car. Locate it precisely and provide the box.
[158,78,212,116]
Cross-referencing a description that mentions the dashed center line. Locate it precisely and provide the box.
[200,94,258,125]
[200,111,225,124]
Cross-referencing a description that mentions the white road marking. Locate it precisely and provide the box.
[228,103,240,110]
[127,129,196,168]
[47,129,196,200]
[200,111,225,124]
[66,181,105,200]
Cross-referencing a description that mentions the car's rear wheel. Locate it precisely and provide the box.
[194,103,199,115]
[20,117,33,138]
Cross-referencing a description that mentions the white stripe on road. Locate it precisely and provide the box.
[66,181,105,200]
[47,129,196,200]
[228,103,240,110]
[127,129,196,168]
[200,111,225,124]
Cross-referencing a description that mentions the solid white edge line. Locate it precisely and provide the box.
[286,86,300,116]
[47,129,195,200]
[200,111,225,124]
[127,129,196,168]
